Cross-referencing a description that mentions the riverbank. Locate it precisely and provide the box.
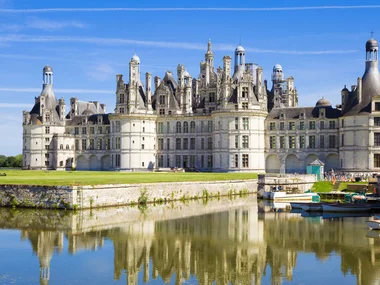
[0,179,257,209]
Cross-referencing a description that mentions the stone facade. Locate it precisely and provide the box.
[22,37,380,173]
[0,180,257,209]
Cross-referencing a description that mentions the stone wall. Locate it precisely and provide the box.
[0,180,257,209]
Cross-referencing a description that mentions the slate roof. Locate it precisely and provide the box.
[267,106,341,120]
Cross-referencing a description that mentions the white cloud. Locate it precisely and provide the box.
[25,17,87,30]
[0,87,113,94]
[1,6,380,13]
[0,34,360,55]
[87,64,116,81]
[0,103,33,108]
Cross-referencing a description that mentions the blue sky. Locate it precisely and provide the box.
[0,0,379,155]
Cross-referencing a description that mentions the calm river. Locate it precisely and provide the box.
[0,196,378,285]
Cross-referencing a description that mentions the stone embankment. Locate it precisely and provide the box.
[0,180,257,210]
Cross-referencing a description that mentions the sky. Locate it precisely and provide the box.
[0,0,379,155]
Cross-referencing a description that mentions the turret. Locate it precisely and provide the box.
[58,98,66,122]
[223,56,231,79]
[272,64,283,83]
[154,76,161,90]
[145,72,152,111]
[234,45,245,74]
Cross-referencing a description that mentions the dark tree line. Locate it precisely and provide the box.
[0,155,22,168]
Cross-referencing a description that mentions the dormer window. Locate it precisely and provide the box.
[280,113,284,119]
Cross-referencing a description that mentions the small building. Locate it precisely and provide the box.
[307,159,324,181]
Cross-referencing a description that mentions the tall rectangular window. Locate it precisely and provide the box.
[329,121,336,129]
[176,138,181,150]
[375,133,380,146]
[242,103,248,109]
[243,118,249,130]
[105,139,110,150]
[234,154,239,168]
[207,155,213,168]
[376,102,380,111]
[242,135,249,148]
[309,136,316,148]
[82,139,87,150]
[158,138,164,150]
[375,118,380,126]
[270,136,276,149]
[90,127,95,134]
[375,154,380,167]
[183,138,189,150]
[309,121,315,130]
[201,121,205,132]
[280,136,285,148]
[299,136,305,148]
[207,137,213,150]
[242,87,248,98]
[320,135,325,148]
[98,139,102,150]
[289,122,295,130]
[201,138,204,150]
[158,155,164,167]
[82,127,87,134]
[289,136,295,148]
[75,139,79,150]
[158,122,164,134]
[320,121,325,129]
[235,118,239,130]
[74,127,79,135]
[280,122,285,130]
[45,127,50,134]
[116,137,121,149]
[235,135,239,149]
[242,154,249,168]
[190,138,195,150]
[341,134,345,146]
[175,155,181,167]
[207,121,213,132]
[166,122,170,133]
[89,139,94,150]
[269,122,276,130]
[329,135,336,148]
[167,138,170,150]
[299,121,305,130]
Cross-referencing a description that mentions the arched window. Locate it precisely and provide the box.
[176,122,182,133]
[190,121,196,133]
[60,144,63,150]
[66,145,69,150]
[183,122,189,133]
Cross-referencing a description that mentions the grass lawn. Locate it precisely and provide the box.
[0,170,258,186]
[312,181,369,192]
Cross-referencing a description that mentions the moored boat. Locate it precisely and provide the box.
[322,203,371,213]
[270,192,320,202]
[367,219,380,230]
[300,203,323,212]
[290,202,308,209]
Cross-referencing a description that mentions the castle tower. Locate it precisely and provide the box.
[234,45,245,74]
[145,72,153,112]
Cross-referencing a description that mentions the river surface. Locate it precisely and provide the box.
[0,196,379,285]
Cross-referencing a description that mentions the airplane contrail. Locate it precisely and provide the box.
[0,6,380,13]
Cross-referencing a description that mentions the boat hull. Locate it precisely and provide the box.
[322,204,371,213]
[270,192,320,202]
[300,203,323,212]
[367,220,380,230]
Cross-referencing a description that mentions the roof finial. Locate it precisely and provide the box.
[207,38,211,52]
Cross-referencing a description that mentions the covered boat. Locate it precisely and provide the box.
[322,203,371,213]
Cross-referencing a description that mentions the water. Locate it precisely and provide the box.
[0,197,378,285]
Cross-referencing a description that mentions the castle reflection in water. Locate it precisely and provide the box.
[2,198,380,285]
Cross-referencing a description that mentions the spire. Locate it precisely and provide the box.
[207,39,212,53]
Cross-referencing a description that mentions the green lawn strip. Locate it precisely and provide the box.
[312,181,369,193]
[0,170,258,186]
